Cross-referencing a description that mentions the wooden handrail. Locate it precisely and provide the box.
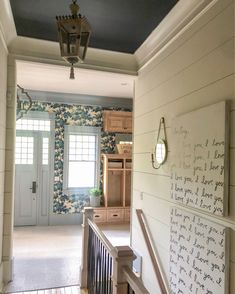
[87,218,114,253]
[122,266,150,294]
[136,209,170,294]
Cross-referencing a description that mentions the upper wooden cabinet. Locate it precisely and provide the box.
[103,111,132,133]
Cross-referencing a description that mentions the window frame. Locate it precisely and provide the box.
[63,125,101,193]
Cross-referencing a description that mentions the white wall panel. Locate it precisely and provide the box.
[135,39,234,117]
[134,75,234,134]
[136,5,234,100]
[132,1,235,292]
[132,192,171,226]
[0,34,7,290]
[134,152,171,176]
[133,171,171,200]
[137,0,234,78]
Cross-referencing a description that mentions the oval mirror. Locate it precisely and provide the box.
[154,139,167,165]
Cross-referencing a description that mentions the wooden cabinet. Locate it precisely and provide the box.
[107,209,124,223]
[103,111,132,133]
[94,154,132,224]
[93,209,107,223]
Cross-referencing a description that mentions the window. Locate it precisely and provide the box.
[42,137,49,165]
[63,126,101,191]
[15,136,34,164]
[16,118,50,131]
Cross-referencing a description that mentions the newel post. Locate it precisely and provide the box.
[112,246,136,294]
[80,207,94,289]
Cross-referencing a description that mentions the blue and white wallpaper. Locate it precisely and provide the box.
[27,101,131,214]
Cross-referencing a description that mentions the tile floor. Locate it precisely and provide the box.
[4,224,130,293]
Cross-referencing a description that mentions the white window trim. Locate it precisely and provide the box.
[63,125,101,194]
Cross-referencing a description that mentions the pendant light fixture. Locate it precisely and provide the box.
[56,0,91,79]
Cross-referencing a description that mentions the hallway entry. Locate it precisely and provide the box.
[4,225,130,292]
[14,116,53,226]
[4,226,83,292]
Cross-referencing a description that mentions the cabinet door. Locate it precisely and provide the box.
[103,111,132,133]
[107,116,124,132]
[124,117,132,133]
[107,209,124,222]
[93,209,107,223]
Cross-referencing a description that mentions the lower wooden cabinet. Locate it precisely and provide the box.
[94,207,130,224]
[93,209,107,223]
[107,209,124,222]
[124,208,130,222]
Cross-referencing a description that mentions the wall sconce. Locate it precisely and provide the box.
[16,85,33,121]
[151,117,168,169]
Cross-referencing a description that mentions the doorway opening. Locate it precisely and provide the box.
[14,116,52,226]
[5,113,83,292]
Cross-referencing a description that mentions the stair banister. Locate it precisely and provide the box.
[80,207,150,294]
[136,209,170,294]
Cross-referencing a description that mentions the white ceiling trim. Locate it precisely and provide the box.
[0,21,8,53]
[1,0,228,100]
[9,36,138,76]
[0,0,17,47]
[16,60,136,99]
[26,90,133,109]
[134,0,224,69]
[1,0,224,73]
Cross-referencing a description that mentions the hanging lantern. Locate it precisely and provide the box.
[56,0,91,79]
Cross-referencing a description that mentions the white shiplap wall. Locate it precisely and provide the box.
[0,30,8,289]
[132,0,235,293]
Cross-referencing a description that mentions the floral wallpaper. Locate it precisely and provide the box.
[25,101,131,214]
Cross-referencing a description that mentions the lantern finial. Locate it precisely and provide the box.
[70,1,79,16]
[70,64,75,79]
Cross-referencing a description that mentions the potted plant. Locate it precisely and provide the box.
[89,187,102,207]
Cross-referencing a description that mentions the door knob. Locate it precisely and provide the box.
[30,181,37,193]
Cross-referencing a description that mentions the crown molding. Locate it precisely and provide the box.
[134,0,226,69]
[9,36,138,75]
[0,0,17,49]
[0,22,8,53]
[25,90,133,109]
[2,0,229,75]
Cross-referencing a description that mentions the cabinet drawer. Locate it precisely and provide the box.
[93,210,107,223]
[124,208,130,222]
[107,209,124,222]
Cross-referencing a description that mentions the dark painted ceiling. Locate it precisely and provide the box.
[10,0,178,53]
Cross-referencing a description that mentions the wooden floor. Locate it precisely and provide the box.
[7,285,88,294]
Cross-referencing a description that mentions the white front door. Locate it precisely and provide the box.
[15,133,38,225]
[14,129,51,226]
